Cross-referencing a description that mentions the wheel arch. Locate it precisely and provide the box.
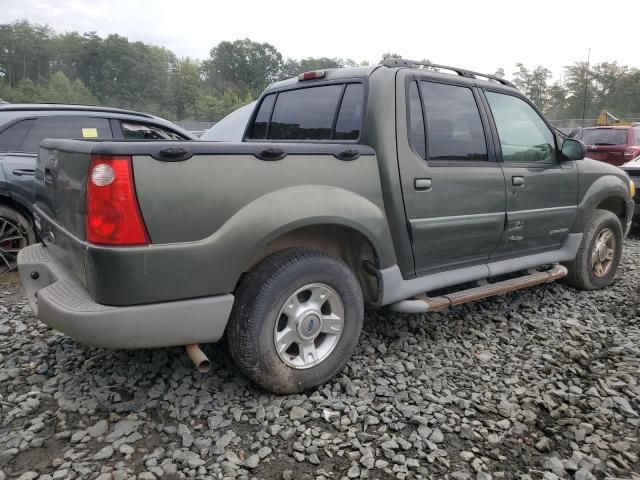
[229,186,396,304]
[245,223,381,303]
[572,175,630,233]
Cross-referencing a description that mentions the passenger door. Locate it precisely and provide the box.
[397,78,506,275]
[482,90,579,260]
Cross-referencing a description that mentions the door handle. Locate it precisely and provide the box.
[414,178,432,190]
[256,147,286,161]
[12,168,35,177]
[512,176,525,187]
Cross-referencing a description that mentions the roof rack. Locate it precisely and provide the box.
[382,58,517,89]
[0,103,155,118]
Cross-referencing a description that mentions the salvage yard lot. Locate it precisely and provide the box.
[1,232,639,480]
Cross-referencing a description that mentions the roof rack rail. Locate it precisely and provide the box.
[0,103,155,118]
[382,58,517,89]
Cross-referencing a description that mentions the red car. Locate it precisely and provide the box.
[581,125,640,166]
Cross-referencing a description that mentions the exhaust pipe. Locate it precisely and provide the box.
[185,344,211,373]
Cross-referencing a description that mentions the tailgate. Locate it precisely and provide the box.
[35,139,96,287]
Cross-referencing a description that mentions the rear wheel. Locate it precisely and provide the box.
[563,209,623,290]
[0,206,35,274]
[227,248,364,394]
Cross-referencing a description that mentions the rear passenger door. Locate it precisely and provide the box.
[482,90,579,260]
[1,115,112,205]
[397,78,506,275]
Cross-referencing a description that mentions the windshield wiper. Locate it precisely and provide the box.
[593,142,616,146]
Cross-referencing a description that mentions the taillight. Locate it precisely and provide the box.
[298,70,326,81]
[624,146,640,159]
[86,155,149,246]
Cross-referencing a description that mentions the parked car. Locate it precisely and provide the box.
[18,60,634,393]
[199,101,256,142]
[579,125,640,166]
[0,104,194,272]
[621,155,640,219]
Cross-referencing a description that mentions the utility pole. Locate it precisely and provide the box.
[581,48,591,130]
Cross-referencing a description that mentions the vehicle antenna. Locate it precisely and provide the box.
[581,48,591,130]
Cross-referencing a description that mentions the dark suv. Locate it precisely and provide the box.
[0,104,193,272]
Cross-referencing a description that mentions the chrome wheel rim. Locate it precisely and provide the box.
[274,283,344,369]
[591,227,615,278]
[0,216,27,273]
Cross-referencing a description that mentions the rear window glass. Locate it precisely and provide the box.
[248,94,276,139]
[269,85,343,140]
[21,116,112,153]
[0,119,36,152]
[581,128,628,146]
[121,121,186,140]
[247,83,365,141]
[334,84,364,140]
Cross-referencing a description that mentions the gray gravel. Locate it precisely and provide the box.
[1,232,639,480]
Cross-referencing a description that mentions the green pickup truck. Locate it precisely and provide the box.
[18,59,635,394]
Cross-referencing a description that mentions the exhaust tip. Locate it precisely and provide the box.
[185,344,211,373]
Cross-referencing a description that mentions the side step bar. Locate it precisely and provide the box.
[388,265,567,314]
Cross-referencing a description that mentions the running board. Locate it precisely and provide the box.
[388,265,567,314]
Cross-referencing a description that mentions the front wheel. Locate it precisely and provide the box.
[227,248,364,394]
[563,209,623,290]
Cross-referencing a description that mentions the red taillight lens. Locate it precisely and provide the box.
[86,155,149,246]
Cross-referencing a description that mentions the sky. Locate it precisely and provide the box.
[2,0,639,81]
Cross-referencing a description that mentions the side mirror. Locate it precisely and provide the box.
[561,138,586,161]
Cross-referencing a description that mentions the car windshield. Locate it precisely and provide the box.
[581,128,628,146]
[200,102,256,142]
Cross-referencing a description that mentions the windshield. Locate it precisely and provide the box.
[581,128,628,146]
[200,102,256,142]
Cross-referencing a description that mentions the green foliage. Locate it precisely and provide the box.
[1,20,639,123]
[202,39,283,96]
[512,63,553,111]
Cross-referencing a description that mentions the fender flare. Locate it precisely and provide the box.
[572,175,630,233]
[216,185,397,274]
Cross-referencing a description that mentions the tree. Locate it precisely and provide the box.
[512,63,552,111]
[172,57,203,119]
[202,39,283,96]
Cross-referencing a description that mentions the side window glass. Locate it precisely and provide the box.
[21,116,112,153]
[420,82,488,161]
[248,94,276,139]
[485,92,556,164]
[269,85,343,140]
[121,121,185,140]
[0,119,36,152]
[334,84,364,140]
[408,81,426,159]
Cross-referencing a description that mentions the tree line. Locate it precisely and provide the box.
[1,20,639,123]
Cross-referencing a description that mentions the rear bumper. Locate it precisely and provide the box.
[17,244,234,349]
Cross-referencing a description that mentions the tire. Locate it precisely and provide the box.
[227,248,364,394]
[562,209,623,290]
[0,205,36,274]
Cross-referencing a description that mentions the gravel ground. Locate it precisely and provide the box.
[1,232,639,480]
